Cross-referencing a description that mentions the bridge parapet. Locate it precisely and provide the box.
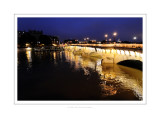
[70,43,142,49]
[65,45,143,64]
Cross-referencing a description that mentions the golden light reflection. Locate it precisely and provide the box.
[111,49,116,54]
[100,64,142,99]
[25,43,30,47]
[53,52,56,59]
[52,44,57,46]
[101,83,117,96]
[26,50,32,62]
[102,49,105,53]
[106,49,110,54]
[60,51,62,60]
[26,47,31,50]
[74,55,81,70]
[64,49,143,99]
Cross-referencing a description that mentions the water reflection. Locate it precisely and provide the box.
[25,48,32,69]
[64,51,143,100]
[26,50,32,62]
[53,51,56,60]
[18,49,142,100]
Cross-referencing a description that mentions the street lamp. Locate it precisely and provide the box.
[133,36,137,43]
[104,34,108,44]
[84,37,89,43]
[113,32,117,43]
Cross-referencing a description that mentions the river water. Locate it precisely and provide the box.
[18,48,143,100]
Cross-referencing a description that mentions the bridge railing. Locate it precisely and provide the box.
[70,44,143,49]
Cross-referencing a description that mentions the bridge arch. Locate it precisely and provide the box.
[117,59,142,70]
[65,45,143,64]
[95,48,143,64]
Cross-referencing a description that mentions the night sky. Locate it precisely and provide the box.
[18,17,142,42]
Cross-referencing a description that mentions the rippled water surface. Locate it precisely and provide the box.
[18,48,143,100]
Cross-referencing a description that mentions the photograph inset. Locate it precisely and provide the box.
[17,17,143,101]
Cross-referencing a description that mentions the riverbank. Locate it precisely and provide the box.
[18,47,64,51]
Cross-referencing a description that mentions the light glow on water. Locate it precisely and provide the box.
[26,50,32,62]
[18,49,143,100]
[64,51,142,100]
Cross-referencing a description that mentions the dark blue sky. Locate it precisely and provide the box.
[18,17,142,42]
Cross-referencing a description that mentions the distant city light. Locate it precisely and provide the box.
[26,47,31,50]
[109,38,112,41]
[90,40,96,43]
[117,39,121,43]
[52,44,57,46]
[25,43,30,47]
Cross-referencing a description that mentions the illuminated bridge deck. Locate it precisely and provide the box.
[69,44,143,52]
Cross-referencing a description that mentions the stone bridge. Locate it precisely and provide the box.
[64,44,143,64]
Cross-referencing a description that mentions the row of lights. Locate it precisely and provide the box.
[74,32,137,42]
[95,48,142,57]
[105,32,137,42]
[104,32,117,42]
[75,46,142,58]
[84,33,117,42]
[84,37,89,41]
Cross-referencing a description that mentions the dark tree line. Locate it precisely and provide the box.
[18,32,37,47]
[18,31,59,47]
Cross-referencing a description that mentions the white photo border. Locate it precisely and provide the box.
[14,14,147,105]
